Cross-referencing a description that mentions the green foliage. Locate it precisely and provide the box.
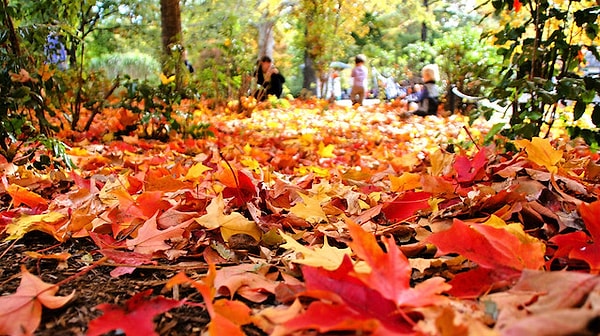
[433,27,502,96]
[118,76,206,141]
[484,0,600,142]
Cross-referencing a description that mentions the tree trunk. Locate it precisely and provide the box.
[302,50,317,96]
[257,20,275,59]
[160,0,182,54]
[421,0,428,42]
[160,0,183,90]
[2,0,21,57]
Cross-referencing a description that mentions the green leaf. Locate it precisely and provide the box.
[573,101,587,121]
[592,105,600,127]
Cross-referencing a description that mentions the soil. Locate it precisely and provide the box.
[0,231,266,336]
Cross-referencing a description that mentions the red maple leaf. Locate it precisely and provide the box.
[284,221,449,334]
[86,289,184,336]
[287,257,414,334]
[381,191,431,222]
[425,218,546,297]
[453,148,488,183]
[549,200,600,273]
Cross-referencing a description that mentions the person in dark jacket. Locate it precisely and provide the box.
[254,56,285,100]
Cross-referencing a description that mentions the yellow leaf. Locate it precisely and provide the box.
[98,175,131,207]
[279,231,352,270]
[317,142,335,158]
[184,162,212,181]
[289,193,328,224]
[220,212,262,242]
[4,212,66,241]
[483,215,544,246]
[195,195,261,242]
[389,172,422,192]
[240,157,261,173]
[514,137,562,173]
[160,72,175,85]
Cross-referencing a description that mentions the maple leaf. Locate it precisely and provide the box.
[487,270,600,335]
[99,249,157,277]
[381,191,431,222]
[346,220,450,307]
[514,137,562,174]
[86,289,184,336]
[6,183,48,209]
[453,148,487,183]
[184,162,213,181]
[317,142,335,158]
[389,172,422,192]
[0,266,75,336]
[289,192,328,224]
[287,257,415,335]
[166,264,249,336]
[213,263,279,302]
[215,163,257,206]
[279,231,356,271]
[126,212,187,255]
[194,194,262,242]
[425,216,546,297]
[4,212,67,242]
[549,200,600,273]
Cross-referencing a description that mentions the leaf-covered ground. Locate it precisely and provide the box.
[1,99,600,336]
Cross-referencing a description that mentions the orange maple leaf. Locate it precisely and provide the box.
[347,220,449,307]
[166,264,249,336]
[6,184,48,209]
[0,266,75,336]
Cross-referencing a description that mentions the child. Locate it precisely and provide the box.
[411,64,440,116]
[350,54,368,105]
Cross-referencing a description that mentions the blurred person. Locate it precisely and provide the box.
[350,54,368,105]
[254,56,285,101]
[409,64,440,116]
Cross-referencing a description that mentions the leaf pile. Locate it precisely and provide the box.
[1,100,600,335]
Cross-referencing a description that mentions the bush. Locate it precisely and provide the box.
[88,52,161,83]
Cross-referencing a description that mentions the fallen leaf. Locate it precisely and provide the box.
[126,213,187,255]
[289,192,328,224]
[194,194,261,242]
[453,148,488,183]
[6,184,48,209]
[4,212,67,242]
[86,289,184,336]
[487,269,600,335]
[279,230,353,271]
[346,220,449,307]
[381,191,431,222]
[0,266,75,336]
[514,137,562,173]
[425,216,546,297]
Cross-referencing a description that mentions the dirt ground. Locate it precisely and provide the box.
[0,231,267,336]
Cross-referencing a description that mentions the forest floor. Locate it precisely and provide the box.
[1,99,599,336]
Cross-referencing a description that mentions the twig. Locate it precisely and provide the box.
[462,125,481,151]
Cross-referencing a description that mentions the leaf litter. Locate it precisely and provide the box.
[1,99,600,335]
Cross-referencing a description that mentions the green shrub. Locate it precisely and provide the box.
[88,52,161,83]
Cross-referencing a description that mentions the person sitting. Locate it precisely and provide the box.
[409,64,440,116]
[254,56,285,100]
